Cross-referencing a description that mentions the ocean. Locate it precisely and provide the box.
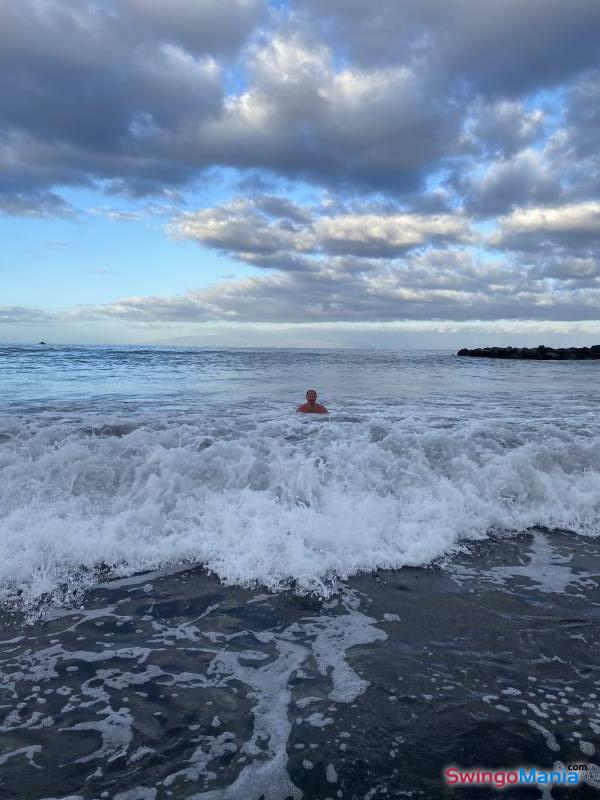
[1,345,599,799]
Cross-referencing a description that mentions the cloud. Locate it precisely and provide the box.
[49,241,598,326]
[1,0,599,214]
[0,4,459,207]
[465,101,546,158]
[0,188,75,218]
[4,228,600,330]
[173,196,473,266]
[563,72,600,160]
[314,212,472,256]
[121,0,265,56]
[552,72,600,202]
[151,195,600,325]
[492,202,600,251]
[88,208,145,222]
[532,257,600,286]
[2,0,600,335]
[0,306,54,323]
[252,195,312,224]
[452,70,600,221]
[204,34,464,191]
[296,0,600,96]
[459,148,564,216]
[0,0,231,211]
[174,199,314,262]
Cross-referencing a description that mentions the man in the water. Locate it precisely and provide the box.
[296,389,328,414]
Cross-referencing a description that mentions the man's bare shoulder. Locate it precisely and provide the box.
[296,403,328,414]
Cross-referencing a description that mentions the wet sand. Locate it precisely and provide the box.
[1,529,600,799]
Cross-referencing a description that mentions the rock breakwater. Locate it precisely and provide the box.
[457,345,600,360]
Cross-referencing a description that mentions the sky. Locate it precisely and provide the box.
[1,0,600,348]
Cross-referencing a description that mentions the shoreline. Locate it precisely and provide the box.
[1,528,599,799]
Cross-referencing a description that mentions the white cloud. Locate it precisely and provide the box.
[315,212,472,255]
[173,197,473,263]
[497,201,600,236]
[493,202,600,249]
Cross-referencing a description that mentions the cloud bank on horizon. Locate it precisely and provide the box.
[1,0,600,338]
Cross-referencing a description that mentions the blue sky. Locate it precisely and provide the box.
[0,190,251,309]
[1,0,599,346]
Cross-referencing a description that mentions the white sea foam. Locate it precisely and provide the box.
[1,412,599,605]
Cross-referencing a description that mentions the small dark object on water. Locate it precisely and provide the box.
[457,345,600,360]
[38,341,47,345]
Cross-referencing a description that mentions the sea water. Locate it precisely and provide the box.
[2,345,600,799]
[1,345,599,607]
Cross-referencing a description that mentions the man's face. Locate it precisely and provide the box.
[306,390,317,403]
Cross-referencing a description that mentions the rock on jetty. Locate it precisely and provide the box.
[457,345,600,360]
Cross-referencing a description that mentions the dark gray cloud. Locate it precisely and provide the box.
[548,73,600,205]
[0,7,224,140]
[1,0,599,213]
[252,195,313,224]
[0,188,74,218]
[296,0,600,97]
[449,67,600,217]
[0,0,249,211]
[532,257,600,287]
[465,101,546,159]
[566,74,600,160]
[121,0,265,56]
[458,149,564,217]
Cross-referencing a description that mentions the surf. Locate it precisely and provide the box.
[1,411,599,607]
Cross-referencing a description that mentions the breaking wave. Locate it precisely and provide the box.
[1,412,599,605]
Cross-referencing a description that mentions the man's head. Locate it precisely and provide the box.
[306,389,317,404]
